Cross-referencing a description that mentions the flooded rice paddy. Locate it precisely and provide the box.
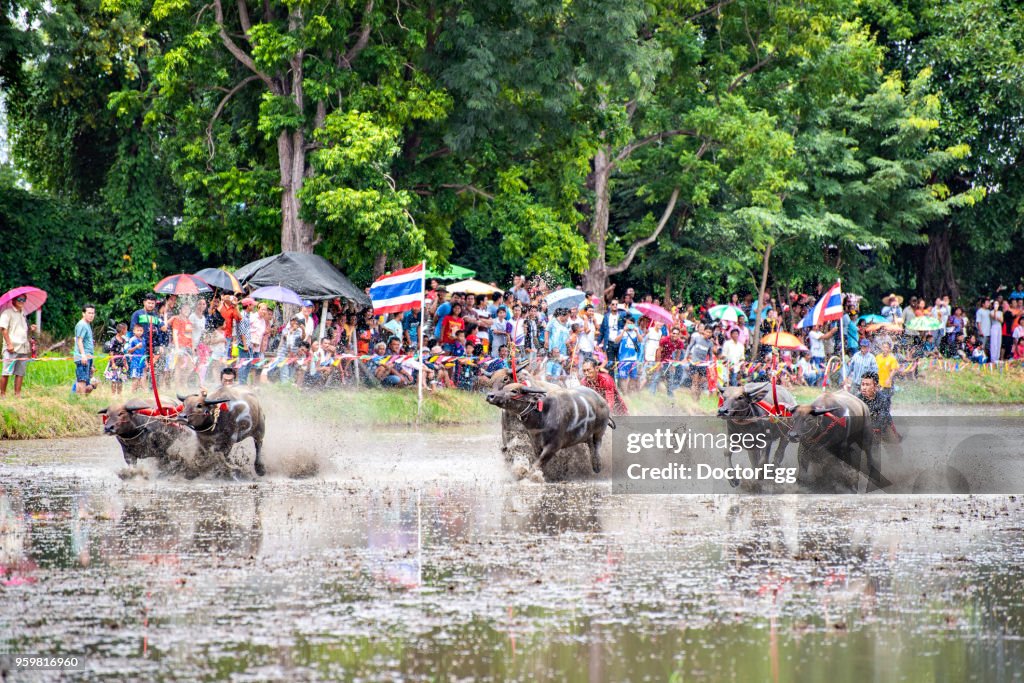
[2,424,1024,681]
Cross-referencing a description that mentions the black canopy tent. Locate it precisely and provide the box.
[234,252,370,306]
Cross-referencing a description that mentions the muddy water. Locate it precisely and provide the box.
[2,429,1024,681]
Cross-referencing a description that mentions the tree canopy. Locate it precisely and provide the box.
[1,0,1020,332]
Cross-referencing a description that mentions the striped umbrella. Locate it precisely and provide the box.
[154,274,212,296]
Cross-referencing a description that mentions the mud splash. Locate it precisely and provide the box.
[1,429,1023,681]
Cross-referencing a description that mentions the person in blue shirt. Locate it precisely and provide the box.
[546,309,570,355]
[616,316,644,392]
[845,338,878,386]
[544,349,566,385]
[73,304,96,395]
[124,323,149,392]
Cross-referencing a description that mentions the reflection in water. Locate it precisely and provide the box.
[1,443,1024,680]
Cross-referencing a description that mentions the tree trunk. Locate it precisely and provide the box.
[751,243,772,358]
[372,252,388,280]
[663,274,673,308]
[278,128,314,253]
[919,221,960,302]
[581,147,612,294]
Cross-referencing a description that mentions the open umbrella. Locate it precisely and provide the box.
[633,303,673,326]
[194,268,242,293]
[425,264,476,281]
[446,279,503,295]
[249,285,304,306]
[907,317,942,332]
[0,286,47,314]
[761,331,806,350]
[545,288,586,312]
[858,314,888,324]
[865,322,903,333]
[154,274,212,296]
[708,305,743,323]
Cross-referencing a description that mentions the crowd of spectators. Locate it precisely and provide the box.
[5,275,1023,400]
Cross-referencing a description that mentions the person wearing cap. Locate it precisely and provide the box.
[845,338,878,386]
[1,293,31,397]
[298,300,316,341]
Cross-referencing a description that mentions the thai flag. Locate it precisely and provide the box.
[799,281,844,328]
[370,263,425,315]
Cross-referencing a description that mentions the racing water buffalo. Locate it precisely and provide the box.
[98,398,187,468]
[717,382,796,484]
[177,388,266,477]
[486,382,613,475]
[787,391,886,492]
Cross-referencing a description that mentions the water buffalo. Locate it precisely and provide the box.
[98,398,186,467]
[486,382,613,475]
[177,388,266,477]
[717,382,796,484]
[787,391,886,492]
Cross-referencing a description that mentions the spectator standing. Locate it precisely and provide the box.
[721,328,746,386]
[125,324,148,392]
[846,339,878,385]
[0,293,31,398]
[685,325,716,400]
[974,298,991,351]
[989,300,1004,362]
[73,304,97,395]
[598,299,625,367]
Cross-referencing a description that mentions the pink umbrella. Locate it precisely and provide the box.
[633,303,673,326]
[0,286,48,314]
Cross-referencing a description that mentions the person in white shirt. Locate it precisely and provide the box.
[720,328,746,386]
[975,298,991,350]
[807,323,838,385]
[576,306,596,361]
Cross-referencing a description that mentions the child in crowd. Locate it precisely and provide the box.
[545,349,566,386]
[103,322,129,395]
[125,324,148,392]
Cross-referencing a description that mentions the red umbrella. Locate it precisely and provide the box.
[0,286,48,314]
[154,274,212,296]
[633,303,674,326]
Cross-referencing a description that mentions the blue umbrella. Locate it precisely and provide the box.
[545,288,586,312]
[858,314,888,324]
[249,285,304,306]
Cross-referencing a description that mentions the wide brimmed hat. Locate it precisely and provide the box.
[883,292,904,305]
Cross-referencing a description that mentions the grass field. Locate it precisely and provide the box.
[1,355,1020,440]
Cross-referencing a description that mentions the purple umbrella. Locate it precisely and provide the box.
[0,286,48,314]
[249,285,304,306]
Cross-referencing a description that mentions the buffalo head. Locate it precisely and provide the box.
[787,402,842,442]
[717,385,759,422]
[486,382,546,411]
[178,392,227,432]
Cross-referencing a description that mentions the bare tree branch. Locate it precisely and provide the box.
[237,0,253,36]
[727,55,774,93]
[686,0,736,22]
[340,0,374,68]
[439,184,495,200]
[206,75,262,159]
[213,0,276,90]
[607,187,681,276]
[614,130,697,164]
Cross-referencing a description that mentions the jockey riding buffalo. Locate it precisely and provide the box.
[787,391,887,492]
[717,382,797,483]
[486,382,613,475]
[177,387,266,477]
[98,398,186,467]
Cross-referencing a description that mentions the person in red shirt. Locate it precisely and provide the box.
[648,326,687,396]
[219,294,243,346]
[440,302,466,351]
[169,302,195,386]
[582,358,629,415]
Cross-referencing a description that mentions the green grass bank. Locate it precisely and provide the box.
[1,356,1021,440]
